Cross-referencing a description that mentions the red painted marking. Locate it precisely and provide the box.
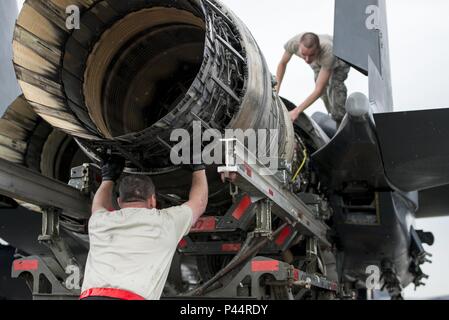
[191,217,216,232]
[275,226,292,246]
[294,269,300,281]
[268,189,274,197]
[232,195,252,220]
[251,260,280,272]
[13,259,38,271]
[178,238,188,249]
[244,162,252,177]
[221,243,242,252]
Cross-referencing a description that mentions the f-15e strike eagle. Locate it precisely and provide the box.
[0,0,447,300]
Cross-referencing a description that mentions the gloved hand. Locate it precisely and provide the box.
[101,155,125,182]
[187,163,206,172]
[181,132,206,172]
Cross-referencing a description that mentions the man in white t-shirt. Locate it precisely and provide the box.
[80,157,208,300]
[276,32,351,126]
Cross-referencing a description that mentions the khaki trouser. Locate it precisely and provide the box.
[313,60,351,125]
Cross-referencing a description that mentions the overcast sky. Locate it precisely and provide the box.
[12,0,448,299]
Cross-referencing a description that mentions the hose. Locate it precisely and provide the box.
[291,148,308,183]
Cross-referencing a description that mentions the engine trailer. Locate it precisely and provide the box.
[1,138,341,300]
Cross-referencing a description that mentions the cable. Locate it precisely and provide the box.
[291,148,308,182]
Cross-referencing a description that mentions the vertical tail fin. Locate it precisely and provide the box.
[333,0,393,112]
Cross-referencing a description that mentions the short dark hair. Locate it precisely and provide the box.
[300,32,320,51]
[119,175,156,203]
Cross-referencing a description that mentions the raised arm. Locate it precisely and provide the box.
[275,51,293,93]
[91,155,125,214]
[92,181,115,214]
[184,168,208,226]
[290,67,332,122]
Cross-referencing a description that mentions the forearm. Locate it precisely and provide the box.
[276,63,287,92]
[296,68,331,113]
[92,181,115,213]
[189,171,208,214]
[296,89,323,113]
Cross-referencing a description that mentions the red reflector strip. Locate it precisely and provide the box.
[244,162,252,177]
[268,189,274,197]
[13,259,38,271]
[191,217,216,232]
[275,226,292,246]
[232,195,251,220]
[178,238,188,249]
[293,269,300,281]
[221,243,242,252]
[251,260,280,272]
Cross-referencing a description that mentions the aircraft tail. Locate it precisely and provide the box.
[334,0,393,113]
[333,1,449,217]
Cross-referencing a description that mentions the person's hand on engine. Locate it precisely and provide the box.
[289,107,302,123]
[101,155,125,182]
[184,135,206,172]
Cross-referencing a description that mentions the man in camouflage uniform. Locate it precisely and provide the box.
[276,32,351,126]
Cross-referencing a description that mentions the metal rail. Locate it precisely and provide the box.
[218,138,331,247]
[0,158,91,219]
